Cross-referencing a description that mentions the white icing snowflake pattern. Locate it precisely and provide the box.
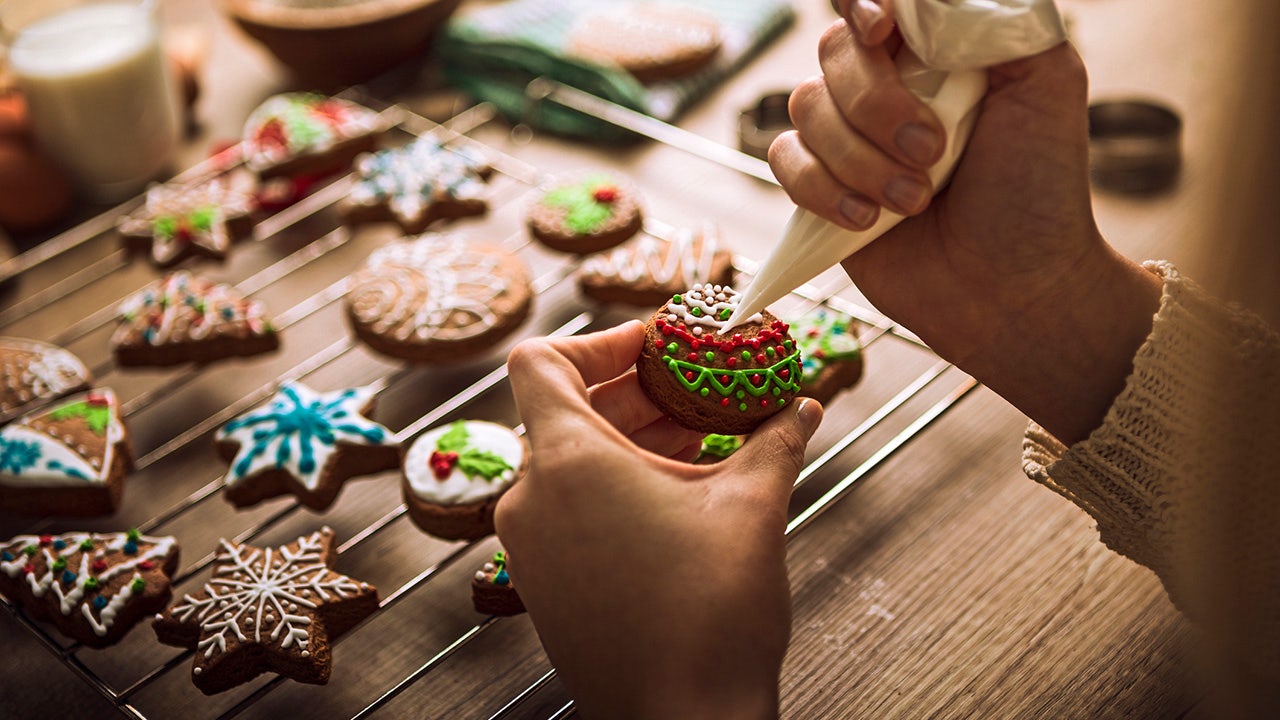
[168,530,373,661]
[348,137,489,226]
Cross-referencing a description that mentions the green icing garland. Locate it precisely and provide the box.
[663,352,802,412]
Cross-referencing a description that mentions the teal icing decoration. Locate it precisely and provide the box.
[0,438,41,474]
[218,382,393,491]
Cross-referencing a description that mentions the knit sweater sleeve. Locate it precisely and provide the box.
[1022,261,1280,673]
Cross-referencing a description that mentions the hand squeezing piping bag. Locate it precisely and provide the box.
[724,0,1067,330]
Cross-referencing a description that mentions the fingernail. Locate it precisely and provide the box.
[885,176,930,214]
[839,194,879,228]
[895,123,942,166]
[796,399,823,438]
[851,0,884,36]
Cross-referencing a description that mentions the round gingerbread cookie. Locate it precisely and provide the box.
[527,172,643,254]
[565,3,722,83]
[578,225,734,307]
[789,308,864,405]
[346,233,533,363]
[637,284,802,435]
[402,420,529,541]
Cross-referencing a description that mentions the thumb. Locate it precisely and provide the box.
[722,398,823,497]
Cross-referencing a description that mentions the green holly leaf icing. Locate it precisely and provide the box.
[544,176,616,235]
[191,206,217,232]
[435,421,470,453]
[153,215,178,239]
[700,434,743,458]
[48,402,111,436]
[457,449,513,481]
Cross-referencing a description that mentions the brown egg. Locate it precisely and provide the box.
[0,138,73,234]
[0,93,30,140]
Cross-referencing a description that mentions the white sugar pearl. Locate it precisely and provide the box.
[475,571,487,581]
[692,327,703,336]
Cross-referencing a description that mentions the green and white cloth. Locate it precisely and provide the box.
[437,0,795,138]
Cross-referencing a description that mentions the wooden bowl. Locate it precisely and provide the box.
[221,0,465,87]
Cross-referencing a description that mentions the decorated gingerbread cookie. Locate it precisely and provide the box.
[402,420,528,541]
[111,272,279,367]
[789,308,864,405]
[565,3,722,83]
[346,234,533,363]
[342,136,493,234]
[153,528,378,695]
[215,382,400,511]
[527,172,643,254]
[117,171,257,267]
[637,284,802,434]
[0,529,179,648]
[471,550,525,616]
[578,225,734,307]
[0,337,91,421]
[0,389,131,517]
[242,93,384,180]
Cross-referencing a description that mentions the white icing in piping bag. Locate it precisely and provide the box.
[725,0,1067,331]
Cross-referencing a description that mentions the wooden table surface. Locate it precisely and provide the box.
[0,0,1250,718]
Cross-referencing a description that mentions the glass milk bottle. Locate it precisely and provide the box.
[1,0,180,201]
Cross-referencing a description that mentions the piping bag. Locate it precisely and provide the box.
[724,0,1067,330]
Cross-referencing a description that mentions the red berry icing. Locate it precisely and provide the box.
[430,450,460,480]
[592,185,619,203]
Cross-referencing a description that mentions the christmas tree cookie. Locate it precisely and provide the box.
[637,284,802,434]
[402,420,528,540]
[0,389,132,516]
[527,172,643,254]
[117,171,257,267]
[111,271,279,367]
[242,93,384,180]
[342,136,493,234]
[471,550,525,616]
[214,381,400,511]
[0,530,179,648]
[153,528,378,695]
[788,308,864,405]
[0,337,91,421]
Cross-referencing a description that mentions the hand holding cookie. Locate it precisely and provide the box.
[498,322,823,718]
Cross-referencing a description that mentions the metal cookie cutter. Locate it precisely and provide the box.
[738,91,793,161]
[1088,99,1182,193]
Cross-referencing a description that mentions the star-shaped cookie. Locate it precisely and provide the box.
[117,172,257,267]
[342,136,493,234]
[152,528,378,695]
[214,381,400,510]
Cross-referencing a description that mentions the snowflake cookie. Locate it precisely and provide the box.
[214,381,400,511]
[342,136,493,234]
[153,527,378,695]
[0,389,131,517]
[0,529,179,647]
[345,233,533,363]
[0,337,91,421]
[111,272,279,367]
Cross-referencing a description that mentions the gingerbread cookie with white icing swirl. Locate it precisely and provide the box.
[346,234,532,363]
[578,225,733,307]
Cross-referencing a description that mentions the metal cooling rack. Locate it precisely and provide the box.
[0,81,977,719]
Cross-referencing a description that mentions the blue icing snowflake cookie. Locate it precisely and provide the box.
[214,381,400,511]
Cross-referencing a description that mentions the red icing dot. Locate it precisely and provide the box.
[720,398,731,407]
[720,375,730,384]
[429,451,460,480]
[732,334,742,342]
[92,559,108,573]
[814,349,827,360]
[808,329,821,338]
[779,369,790,379]
[751,374,762,385]
[654,340,665,349]
[661,324,674,336]
[726,357,737,368]
[86,393,109,407]
[685,371,695,381]
[175,224,193,244]
[592,185,619,203]
[750,339,761,349]
[760,399,770,407]
[687,352,698,361]
[38,535,52,546]
[139,560,155,571]
[22,563,34,574]
[755,353,767,364]
[690,339,700,350]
